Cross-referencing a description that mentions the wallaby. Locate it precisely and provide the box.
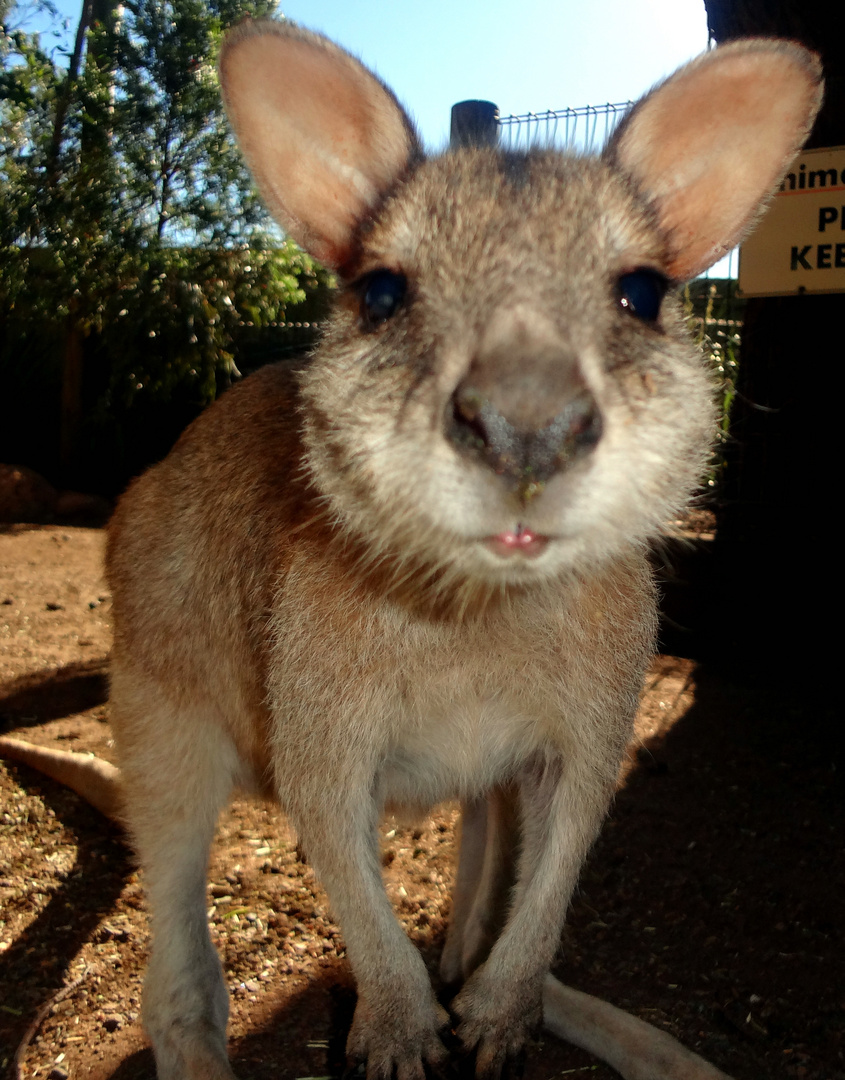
[0,20,821,1080]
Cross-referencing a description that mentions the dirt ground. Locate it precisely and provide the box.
[0,523,841,1080]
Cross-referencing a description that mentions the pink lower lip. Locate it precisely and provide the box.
[484,526,549,559]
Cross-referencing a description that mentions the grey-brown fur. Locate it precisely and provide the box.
[96,19,822,1080]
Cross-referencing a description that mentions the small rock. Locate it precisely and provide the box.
[0,464,58,523]
[99,924,130,943]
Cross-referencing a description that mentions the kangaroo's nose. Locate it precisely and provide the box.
[448,380,602,498]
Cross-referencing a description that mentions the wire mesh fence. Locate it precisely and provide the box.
[497,102,738,274]
[497,101,632,154]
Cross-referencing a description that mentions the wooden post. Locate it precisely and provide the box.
[450,100,499,148]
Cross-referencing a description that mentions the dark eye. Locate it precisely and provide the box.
[617,269,667,322]
[361,269,406,328]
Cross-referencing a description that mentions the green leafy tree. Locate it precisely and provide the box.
[114,1,267,244]
[0,1,328,487]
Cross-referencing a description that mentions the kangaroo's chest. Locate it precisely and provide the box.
[266,553,652,811]
[377,677,554,811]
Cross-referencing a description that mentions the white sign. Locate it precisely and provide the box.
[739,146,845,297]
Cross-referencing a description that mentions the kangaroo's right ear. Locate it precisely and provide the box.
[606,40,823,281]
[220,18,421,269]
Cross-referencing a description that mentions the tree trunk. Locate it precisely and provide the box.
[48,0,94,183]
[57,0,119,485]
[60,318,85,480]
[700,0,844,672]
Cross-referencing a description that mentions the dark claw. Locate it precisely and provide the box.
[427,1054,469,1080]
[505,1045,526,1080]
[449,1040,529,1080]
[342,1049,465,1080]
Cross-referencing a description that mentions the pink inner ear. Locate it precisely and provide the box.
[221,24,416,269]
[613,44,823,281]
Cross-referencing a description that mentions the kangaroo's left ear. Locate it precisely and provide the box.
[606,39,823,281]
[219,18,421,269]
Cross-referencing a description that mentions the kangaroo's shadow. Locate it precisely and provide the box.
[105,971,357,1080]
[0,658,109,729]
[0,770,130,1070]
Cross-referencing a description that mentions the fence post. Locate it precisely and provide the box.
[450,100,499,148]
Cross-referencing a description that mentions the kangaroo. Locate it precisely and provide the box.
[0,21,821,1080]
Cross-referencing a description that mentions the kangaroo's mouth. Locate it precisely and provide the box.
[483,525,549,559]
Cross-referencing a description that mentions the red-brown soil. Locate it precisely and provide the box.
[0,524,841,1079]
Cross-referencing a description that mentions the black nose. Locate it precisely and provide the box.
[448,384,602,496]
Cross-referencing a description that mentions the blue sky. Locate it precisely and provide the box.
[24,0,731,272]
[275,0,710,148]
[29,0,710,149]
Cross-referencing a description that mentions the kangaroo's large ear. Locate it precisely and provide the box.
[220,18,420,269]
[607,39,823,281]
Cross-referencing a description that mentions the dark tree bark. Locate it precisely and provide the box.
[56,0,119,485]
[48,0,94,182]
[700,0,844,673]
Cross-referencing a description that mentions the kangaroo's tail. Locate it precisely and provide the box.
[0,736,122,820]
[543,974,733,1080]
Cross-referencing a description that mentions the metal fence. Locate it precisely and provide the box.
[496,100,738,276]
[497,101,632,154]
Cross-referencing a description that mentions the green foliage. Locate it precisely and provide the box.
[2,241,323,405]
[108,0,275,245]
[101,244,323,406]
[2,0,277,249]
[1,1,330,490]
[684,279,743,486]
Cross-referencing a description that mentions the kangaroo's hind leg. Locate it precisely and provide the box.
[439,784,520,987]
[440,779,735,1080]
[113,684,245,1080]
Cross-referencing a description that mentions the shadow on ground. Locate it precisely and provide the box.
[2,662,841,1080]
[562,662,843,1080]
[0,658,109,728]
[0,785,129,1072]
